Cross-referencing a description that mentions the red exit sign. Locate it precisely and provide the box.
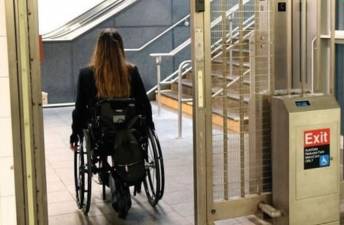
[304,128,330,147]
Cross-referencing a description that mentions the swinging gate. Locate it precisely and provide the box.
[191,0,338,224]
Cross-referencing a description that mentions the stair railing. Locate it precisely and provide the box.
[150,16,253,92]
[149,13,255,118]
[211,29,254,99]
[149,14,255,93]
[149,2,254,137]
[177,60,192,138]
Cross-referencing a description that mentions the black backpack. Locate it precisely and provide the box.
[112,127,145,186]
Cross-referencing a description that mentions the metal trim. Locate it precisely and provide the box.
[6,0,49,224]
[191,0,212,224]
[5,0,27,224]
[210,193,272,221]
[26,0,49,223]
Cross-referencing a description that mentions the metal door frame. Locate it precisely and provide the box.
[191,1,212,224]
[192,0,336,224]
[191,1,272,224]
[5,0,48,224]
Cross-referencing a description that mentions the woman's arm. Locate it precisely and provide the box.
[131,67,155,129]
[71,69,90,143]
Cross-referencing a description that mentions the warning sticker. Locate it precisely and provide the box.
[304,128,330,170]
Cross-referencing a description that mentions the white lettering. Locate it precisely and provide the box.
[313,134,320,144]
[323,131,329,143]
[305,132,313,145]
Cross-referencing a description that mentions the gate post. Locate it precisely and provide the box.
[5,0,48,224]
[190,1,213,225]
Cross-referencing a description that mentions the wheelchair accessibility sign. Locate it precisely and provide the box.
[319,155,330,167]
[304,128,330,170]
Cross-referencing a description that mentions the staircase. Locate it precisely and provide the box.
[156,14,255,133]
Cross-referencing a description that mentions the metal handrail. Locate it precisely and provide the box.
[177,60,192,138]
[149,4,254,59]
[212,70,251,98]
[149,1,255,138]
[211,15,255,52]
[211,19,255,59]
[149,14,255,102]
[150,38,191,57]
[126,15,190,52]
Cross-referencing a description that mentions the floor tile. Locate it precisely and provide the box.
[43,104,259,225]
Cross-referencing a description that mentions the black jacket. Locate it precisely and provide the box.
[71,66,154,136]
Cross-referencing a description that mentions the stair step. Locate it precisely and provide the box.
[227,93,250,103]
[232,49,250,53]
[181,79,192,87]
[158,91,248,132]
[170,79,192,88]
[212,59,251,68]
[161,90,193,102]
[212,48,250,59]
[161,90,249,120]
[212,107,249,121]
[212,73,238,80]
[169,76,250,100]
[211,73,251,85]
[171,79,193,96]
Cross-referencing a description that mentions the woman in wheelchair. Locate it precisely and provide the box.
[69,29,164,218]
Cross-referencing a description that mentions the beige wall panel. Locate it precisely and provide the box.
[0,37,9,77]
[0,0,6,36]
[0,157,15,197]
[0,118,13,157]
[0,77,11,117]
[0,196,17,225]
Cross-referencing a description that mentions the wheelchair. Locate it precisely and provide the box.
[74,98,165,215]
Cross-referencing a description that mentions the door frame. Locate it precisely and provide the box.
[5,0,48,224]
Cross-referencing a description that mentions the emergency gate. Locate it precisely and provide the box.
[191,0,338,224]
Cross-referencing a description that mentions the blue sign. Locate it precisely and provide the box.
[320,155,330,167]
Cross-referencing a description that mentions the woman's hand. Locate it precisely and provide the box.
[70,133,79,151]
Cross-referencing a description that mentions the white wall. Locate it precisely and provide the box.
[0,0,17,224]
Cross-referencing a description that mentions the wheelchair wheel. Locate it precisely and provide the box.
[74,130,93,214]
[143,128,165,207]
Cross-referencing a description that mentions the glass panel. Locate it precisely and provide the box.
[336,0,344,30]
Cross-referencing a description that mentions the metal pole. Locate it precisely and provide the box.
[177,60,191,138]
[301,0,307,96]
[239,0,245,198]
[156,56,162,114]
[221,0,229,201]
[191,0,211,224]
[178,63,183,138]
[311,37,317,94]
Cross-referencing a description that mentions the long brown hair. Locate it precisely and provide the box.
[90,28,130,97]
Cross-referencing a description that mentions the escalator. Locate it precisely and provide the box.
[40,0,189,104]
[42,0,139,41]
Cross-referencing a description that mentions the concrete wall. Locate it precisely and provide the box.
[41,0,191,103]
[0,0,17,224]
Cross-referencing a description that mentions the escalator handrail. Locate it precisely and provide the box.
[42,0,134,40]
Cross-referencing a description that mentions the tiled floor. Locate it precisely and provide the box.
[44,104,196,225]
[43,103,260,225]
